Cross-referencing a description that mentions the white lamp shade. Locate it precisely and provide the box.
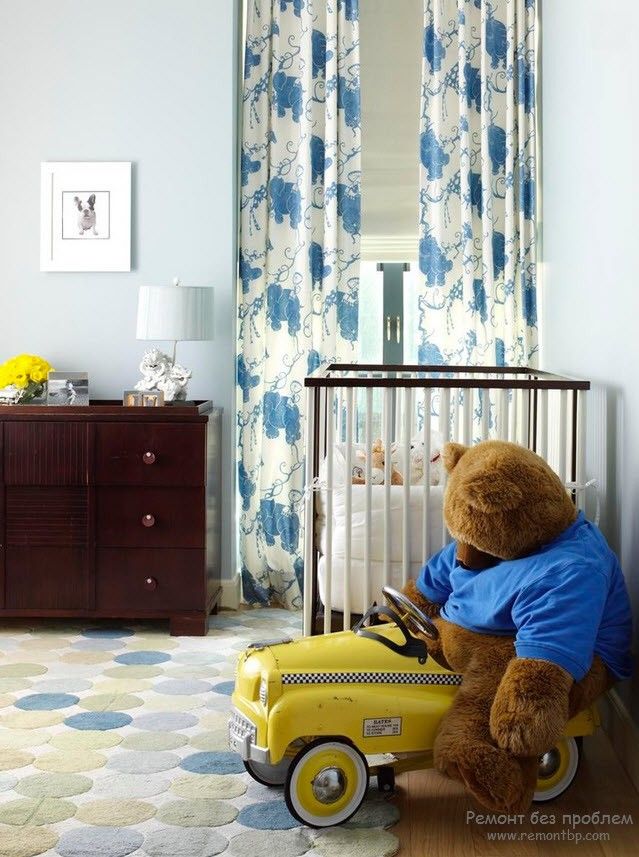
[136,285,214,341]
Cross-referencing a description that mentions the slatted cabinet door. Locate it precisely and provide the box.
[3,422,90,609]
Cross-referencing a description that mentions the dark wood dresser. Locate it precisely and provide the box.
[0,401,222,635]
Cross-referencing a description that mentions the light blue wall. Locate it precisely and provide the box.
[0,0,238,578]
[542,1,639,720]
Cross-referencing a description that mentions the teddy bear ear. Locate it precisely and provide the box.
[442,442,468,474]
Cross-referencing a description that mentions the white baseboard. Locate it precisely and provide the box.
[220,574,241,610]
[599,688,639,793]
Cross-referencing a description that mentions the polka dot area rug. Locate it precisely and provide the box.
[0,609,400,857]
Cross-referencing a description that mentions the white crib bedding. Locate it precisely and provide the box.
[315,463,445,614]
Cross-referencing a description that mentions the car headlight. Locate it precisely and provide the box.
[259,678,268,706]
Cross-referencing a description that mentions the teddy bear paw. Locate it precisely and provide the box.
[490,704,564,757]
[435,742,530,813]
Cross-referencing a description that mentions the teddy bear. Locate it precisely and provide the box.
[402,440,633,812]
[390,433,444,486]
[352,439,403,485]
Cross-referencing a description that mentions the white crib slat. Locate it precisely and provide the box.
[497,389,509,440]
[509,387,518,443]
[383,387,392,588]
[323,390,334,635]
[576,389,587,510]
[303,385,316,637]
[451,389,460,443]
[364,387,373,612]
[343,387,353,630]
[520,388,530,448]
[462,388,473,446]
[402,388,412,587]
[538,388,548,459]
[558,389,568,482]
[439,387,451,545]
[422,388,432,560]
[480,389,490,440]
[337,387,343,442]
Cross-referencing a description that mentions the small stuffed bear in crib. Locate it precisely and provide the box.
[402,440,633,812]
[351,437,442,486]
[352,439,403,485]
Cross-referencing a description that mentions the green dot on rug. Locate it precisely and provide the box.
[2,711,63,729]
[34,750,106,773]
[142,827,228,857]
[0,729,50,749]
[171,774,247,800]
[0,664,47,678]
[310,828,400,857]
[0,797,77,826]
[78,693,143,712]
[74,799,156,826]
[188,730,228,751]
[156,799,238,827]
[228,829,311,857]
[50,730,123,751]
[16,773,92,799]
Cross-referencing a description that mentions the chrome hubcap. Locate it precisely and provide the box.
[312,766,347,804]
[538,748,561,779]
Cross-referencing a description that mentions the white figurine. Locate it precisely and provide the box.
[135,348,191,402]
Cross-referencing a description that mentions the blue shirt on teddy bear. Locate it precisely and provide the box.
[417,512,633,681]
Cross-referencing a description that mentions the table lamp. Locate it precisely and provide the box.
[135,278,214,402]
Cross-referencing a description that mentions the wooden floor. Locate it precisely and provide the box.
[392,731,638,856]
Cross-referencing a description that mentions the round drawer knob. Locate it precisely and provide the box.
[143,451,156,465]
[144,576,158,591]
[142,514,156,528]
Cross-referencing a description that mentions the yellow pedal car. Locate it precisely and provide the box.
[229,587,598,828]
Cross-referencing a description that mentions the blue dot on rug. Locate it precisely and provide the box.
[65,712,133,730]
[237,800,298,830]
[211,681,235,696]
[180,752,245,774]
[15,693,79,710]
[82,627,135,638]
[115,651,171,665]
[56,826,144,857]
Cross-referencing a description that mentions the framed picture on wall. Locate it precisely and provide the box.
[40,161,131,272]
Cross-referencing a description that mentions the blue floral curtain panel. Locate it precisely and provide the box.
[418,0,537,367]
[238,0,361,607]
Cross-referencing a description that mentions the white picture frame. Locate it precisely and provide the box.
[40,161,131,272]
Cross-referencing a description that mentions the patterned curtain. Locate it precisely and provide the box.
[417,0,537,367]
[237,0,361,608]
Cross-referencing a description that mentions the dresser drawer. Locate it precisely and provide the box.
[95,423,205,486]
[97,487,205,548]
[96,549,204,611]
[4,422,88,485]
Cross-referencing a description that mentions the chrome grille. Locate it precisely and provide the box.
[229,709,256,747]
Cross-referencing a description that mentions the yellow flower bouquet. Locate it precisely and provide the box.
[0,354,54,405]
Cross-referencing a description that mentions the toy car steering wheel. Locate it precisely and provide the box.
[382,586,439,641]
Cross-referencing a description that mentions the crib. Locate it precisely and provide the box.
[303,365,590,636]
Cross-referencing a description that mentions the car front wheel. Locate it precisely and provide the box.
[285,737,369,828]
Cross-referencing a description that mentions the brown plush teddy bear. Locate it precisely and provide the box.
[403,440,632,812]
